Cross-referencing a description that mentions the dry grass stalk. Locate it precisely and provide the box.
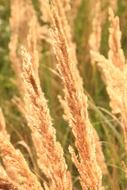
[26,15,41,79]
[50,0,103,189]
[19,47,72,190]
[9,0,41,106]
[0,109,43,190]
[10,1,72,189]
[89,1,102,53]
[91,50,127,149]
[91,10,127,151]
[9,0,40,75]
[39,0,71,23]
[108,8,125,69]
[39,0,51,23]
[39,0,80,41]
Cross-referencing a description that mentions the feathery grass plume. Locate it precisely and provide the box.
[26,14,41,79]
[19,46,72,190]
[50,0,103,189]
[108,8,125,69]
[89,1,102,53]
[90,51,127,149]
[39,0,70,23]
[39,0,51,23]
[39,0,71,42]
[9,0,41,104]
[10,1,72,189]
[90,51,125,115]
[90,8,127,150]
[0,109,43,190]
[9,0,40,75]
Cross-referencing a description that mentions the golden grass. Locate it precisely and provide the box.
[0,0,127,189]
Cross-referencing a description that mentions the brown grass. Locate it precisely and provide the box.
[1,0,127,189]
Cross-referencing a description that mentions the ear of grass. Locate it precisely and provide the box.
[0,108,43,190]
[9,1,72,189]
[49,0,104,189]
[19,46,72,190]
[90,9,127,184]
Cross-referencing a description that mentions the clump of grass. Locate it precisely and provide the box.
[0,0,127,190]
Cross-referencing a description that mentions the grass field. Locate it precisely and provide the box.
[0,0,127,189]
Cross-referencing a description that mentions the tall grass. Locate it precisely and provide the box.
[0,0,127,189]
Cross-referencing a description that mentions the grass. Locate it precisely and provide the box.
[1,0,127,189]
